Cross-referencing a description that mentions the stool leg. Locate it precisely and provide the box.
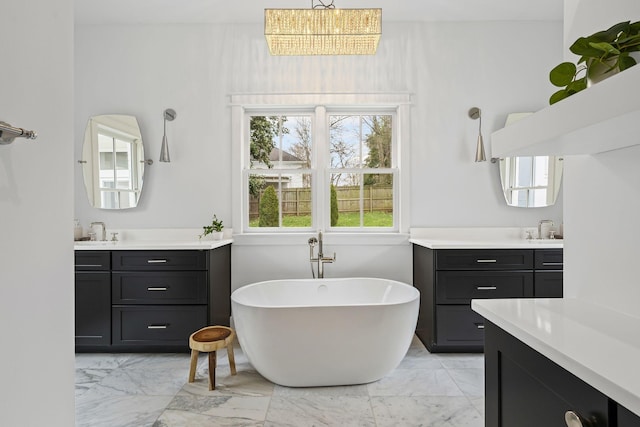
[208,351,217,391]
[227,343,237,376]
[188,349,199,383]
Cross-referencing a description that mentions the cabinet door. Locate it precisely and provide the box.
[485,322,609,427]
[619,404,640,427]
[534,271,563,298]
[435,305,485,351]
[75,272,111,347]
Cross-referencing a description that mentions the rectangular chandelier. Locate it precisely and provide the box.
[265,8,382,56]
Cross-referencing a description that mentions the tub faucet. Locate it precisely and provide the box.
[89,222,106,241]
[309,231,336,278]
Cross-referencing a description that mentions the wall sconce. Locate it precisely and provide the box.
[468,107,486,162]
[160,108,177,163]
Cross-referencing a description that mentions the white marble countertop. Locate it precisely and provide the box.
[409,227,563,249]
[409,238,563,249]
[472,298,640,417]
[74,239,233,250]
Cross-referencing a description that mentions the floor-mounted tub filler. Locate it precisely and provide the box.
[231,277,420,387]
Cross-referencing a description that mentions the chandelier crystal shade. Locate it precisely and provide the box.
[265,8,382,56]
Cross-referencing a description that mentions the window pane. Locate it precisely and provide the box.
[276,116,312,170]
[330,115,362,169]
[363,115,392,168]
[282,173,312,228]
[363,174,393,227]
[331,173,361,227]
[249,115,312,171]
[330,173,393,228]
[248,173,312,228]
[330,114,393,170]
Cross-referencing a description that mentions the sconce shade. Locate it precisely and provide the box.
[160,108,176,163]
[264,8,382,55]
[475,134,487,162]
[160,135,170,163]
[469,107,486,162]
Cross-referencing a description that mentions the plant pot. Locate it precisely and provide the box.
[211,231,224,240]
[587,52,640,87]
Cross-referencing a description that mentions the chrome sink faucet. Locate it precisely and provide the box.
[89,222,107,241]
[308,231,336,278]
[538,219,554,240]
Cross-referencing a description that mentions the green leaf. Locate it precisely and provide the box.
[619,54,637,71]
[549,62,577,87]
[588,41,620,55]
[550,90,569,105]
[589,21,630,43]
[566,77,587,94]
[570,37,607,57]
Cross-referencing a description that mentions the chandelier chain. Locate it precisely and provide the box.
[312,0,335,9]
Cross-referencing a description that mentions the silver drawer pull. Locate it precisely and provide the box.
[475,323,485,329]
[147,325,168,329]
[476,259,497,263]
[477,286,497,290]
[542,262,563,266]
[565,411,586,427]
[147,259,168,264]
[76,264,103,267]
[147,287,168,291]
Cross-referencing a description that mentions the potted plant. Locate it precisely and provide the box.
[200,214,224,240]
[549,20,640,105]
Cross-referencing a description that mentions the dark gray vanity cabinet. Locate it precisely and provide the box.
[485,321,640,427]
[75,245,231,352]
[75,251,111,348]
[413,246,563,353]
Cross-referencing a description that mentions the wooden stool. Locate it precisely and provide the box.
[188,326,237,391]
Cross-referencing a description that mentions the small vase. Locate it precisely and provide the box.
[211,231,224,240]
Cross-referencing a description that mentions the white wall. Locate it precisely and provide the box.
[562,0,640,317]
[74,21,563,289]
[0,1,75,426]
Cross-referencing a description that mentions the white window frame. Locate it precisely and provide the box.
[230,93,411,238]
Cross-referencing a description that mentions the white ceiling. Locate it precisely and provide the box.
[75,0,563,25]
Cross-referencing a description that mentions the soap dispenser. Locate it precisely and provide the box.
[74,219,83,241]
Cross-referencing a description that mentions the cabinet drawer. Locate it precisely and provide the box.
[534,271,563,298]
[534,249,564,270]
[436,305,486,345]
[75,251,110,271]
[436,249,533,270]
[112,250,207,271]
[112,272,207,304]
[112,305,207,347]
[436,271,533,304]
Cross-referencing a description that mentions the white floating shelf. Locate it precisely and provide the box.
[491,65,640,158]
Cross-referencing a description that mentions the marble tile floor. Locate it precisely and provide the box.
[75,336,485,427]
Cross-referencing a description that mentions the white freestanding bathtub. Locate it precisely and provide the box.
[230,277,419,387]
